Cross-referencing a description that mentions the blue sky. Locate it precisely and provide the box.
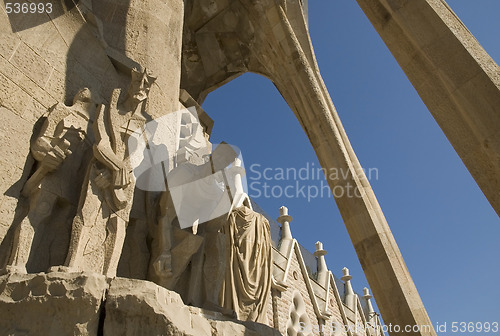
[203,0,500,331]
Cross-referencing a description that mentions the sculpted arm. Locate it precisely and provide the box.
[22,108,72,196]
[31,109,71,169]
[30,118,52,162]
[92,104,130,187]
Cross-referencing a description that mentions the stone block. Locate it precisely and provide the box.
[9,42,53,88]
[104,277,212,335]
[0,272,108,336]
[0,57,56,112]
[0,32,20,61]
[0,272,283,335]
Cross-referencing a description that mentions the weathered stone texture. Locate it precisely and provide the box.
[328,284,348,336]
[106,278,280,336]
[0,272,107,335]
[104,277,212,336]
[0,0,185,267]
[0,272,281,336]
[280,251,318,332]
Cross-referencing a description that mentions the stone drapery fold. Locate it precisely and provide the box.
[221,206,272,323]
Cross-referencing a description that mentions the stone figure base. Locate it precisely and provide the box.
[0,271,281,336]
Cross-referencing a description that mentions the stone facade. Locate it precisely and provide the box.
[1,0,495,335]
[263,206,384,336]
[0,0,401,334]
[0,205,384,336]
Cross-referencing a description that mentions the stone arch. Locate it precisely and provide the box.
[180,0,435,331]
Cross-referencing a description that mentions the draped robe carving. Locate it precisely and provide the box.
[221,206,272,323]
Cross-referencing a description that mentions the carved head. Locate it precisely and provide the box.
[72,88,93,104]
[129,69,157,103]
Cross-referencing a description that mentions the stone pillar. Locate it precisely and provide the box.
[277,206,293,255]
[262,6,437,335]
[92,0,184,118]
[355,0,500,216]
[314,241,328,287]
[341,267,356,312]
[363,287,376,324]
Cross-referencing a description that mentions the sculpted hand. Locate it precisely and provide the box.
[114,166,131,187]
[41,140,72,172]
[153,252,172,278]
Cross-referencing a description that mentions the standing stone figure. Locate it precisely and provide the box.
[3,89,99,274]
[153,131,272,322]
[220,206,272,323]
[152,141,237,289]
[64,69,156,277]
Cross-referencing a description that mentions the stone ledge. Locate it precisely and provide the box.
[0,272,282,336]
[0,271,107,335]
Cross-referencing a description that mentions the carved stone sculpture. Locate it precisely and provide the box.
[151,107,214,287]
[152,126,272,322]
[174,204,272,323]
[63,69,156,277]
[2,89,99,274]
[145,103,272,322]
[153,141,238,287]
[221,206,272,323]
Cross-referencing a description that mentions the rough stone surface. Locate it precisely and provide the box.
[0,271,107,335]
[0,0,184,252]
[0,272,281,336]
[105,278,280,336]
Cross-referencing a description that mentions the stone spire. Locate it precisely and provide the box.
[277,206,293,255]
[314,241,328,286]
[362,287,376,324]
[341,267,356,311]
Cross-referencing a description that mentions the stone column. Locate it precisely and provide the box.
[314,241,328,287]
[259,5,438,334]
[232,158,245,193]
[263,7,437,334]
[355,0,500,216]
[277,206,293,255]
[363,287,376,324]
[341,267,356,312]
[91,0,184,118]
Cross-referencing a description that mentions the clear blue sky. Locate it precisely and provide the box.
[203,0,500,331]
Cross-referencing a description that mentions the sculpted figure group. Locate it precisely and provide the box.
[3,69,155,278]
[7,88,98,274]
[0,69,272,323]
